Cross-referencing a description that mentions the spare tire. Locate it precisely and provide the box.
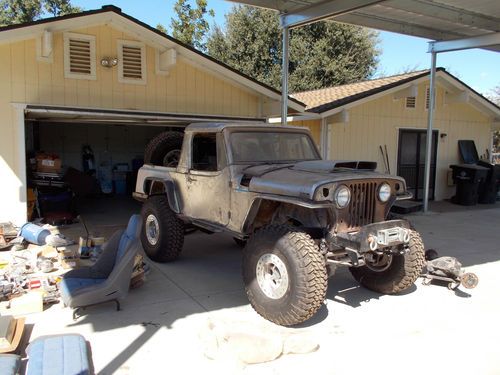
[144,131,184,167]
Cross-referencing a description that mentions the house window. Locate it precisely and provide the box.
[63,33,96,80]
[118,40,146,84]
[405,96,416,109]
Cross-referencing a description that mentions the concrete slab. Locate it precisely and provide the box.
[8,201,500,374]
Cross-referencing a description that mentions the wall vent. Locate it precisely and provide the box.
[64,33,96,80]
[118,40,146,84]
[405,96,416,108]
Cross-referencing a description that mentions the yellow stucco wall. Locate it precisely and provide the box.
[298,82,492,201]
[0,24,266,223]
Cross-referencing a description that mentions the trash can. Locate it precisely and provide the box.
[450,164,489,206]
[477,161,500,204]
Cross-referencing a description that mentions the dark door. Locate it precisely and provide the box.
[397,129,438,201]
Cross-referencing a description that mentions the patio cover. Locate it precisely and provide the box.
[225,0,500,211]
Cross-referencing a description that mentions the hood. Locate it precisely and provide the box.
[242,160,404,200]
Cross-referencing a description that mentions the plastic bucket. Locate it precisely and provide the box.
[20,223,50,245]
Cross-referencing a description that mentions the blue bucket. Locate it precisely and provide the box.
[20,223,50,245]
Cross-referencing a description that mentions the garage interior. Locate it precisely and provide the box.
[23,105,264,227]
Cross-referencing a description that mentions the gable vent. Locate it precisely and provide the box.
[425,87,430,109]
[69,39,92,74]
[122,45,143,79]
[405,96,416,108]
[118,40,146,84]
[63,33,96,80]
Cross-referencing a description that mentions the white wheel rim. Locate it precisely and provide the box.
[145,214,160,245]
[256,253,289,299]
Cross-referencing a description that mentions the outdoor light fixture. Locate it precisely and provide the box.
[101,57,118,67]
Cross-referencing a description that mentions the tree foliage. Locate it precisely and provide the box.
[207,6,380,92]
[489,85,500,153]
[170,0,214,51]
[0,0,81,26]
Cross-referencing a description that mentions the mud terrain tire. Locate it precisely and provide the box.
[233,237,247,248]
[140,196,184,263]
[242,225,328,326]
[144,131,184,167]
[350,230,425,294]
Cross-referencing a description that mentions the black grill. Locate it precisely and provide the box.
[347,182,377,228]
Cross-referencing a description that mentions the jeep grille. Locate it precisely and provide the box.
[347,182,377,228]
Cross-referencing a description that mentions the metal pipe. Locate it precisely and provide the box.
[281,26,289,126]
[423,51,437,212]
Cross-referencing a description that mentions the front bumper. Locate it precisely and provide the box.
[327,220,411,253]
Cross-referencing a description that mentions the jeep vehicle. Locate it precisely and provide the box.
[133,123,425,326]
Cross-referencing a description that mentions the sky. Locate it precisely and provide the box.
[72,0,500,96]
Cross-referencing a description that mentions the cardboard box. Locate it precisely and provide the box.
[36,154,62,173]
[59,249,79,269]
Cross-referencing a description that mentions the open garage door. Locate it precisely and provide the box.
[23,105,265,225]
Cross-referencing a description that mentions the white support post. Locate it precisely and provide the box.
[281,27,290,126]
[320,118,327,159]
[423,52,437,212]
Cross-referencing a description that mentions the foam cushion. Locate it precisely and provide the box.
[116,214,140,262]
[26,334,90,375]
[0,354,20,375]
[59,277,106,305]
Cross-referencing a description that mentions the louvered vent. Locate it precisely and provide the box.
[425,87,430,109]
[69,39,91,74]
[122,45,143,79]
[405,96,416,108]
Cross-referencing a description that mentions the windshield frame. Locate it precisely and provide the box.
[226,128,322,165]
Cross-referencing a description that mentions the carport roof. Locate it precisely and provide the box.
[226,1,500,52]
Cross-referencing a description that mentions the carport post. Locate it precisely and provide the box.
[423,51,437,212]
[281,26,290,126]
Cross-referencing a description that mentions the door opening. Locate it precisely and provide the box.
[397,129,438,201]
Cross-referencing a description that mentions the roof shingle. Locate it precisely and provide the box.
[292,69,433,113]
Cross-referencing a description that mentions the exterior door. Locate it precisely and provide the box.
[182,132,230,226]
[397,129,438,201]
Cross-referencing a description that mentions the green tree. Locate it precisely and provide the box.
[489,85,500,153]
[0,0,81,26]
[170,0,214,51]
[207,6,379,92]
[156,23,167,34]
[43,0,82,17]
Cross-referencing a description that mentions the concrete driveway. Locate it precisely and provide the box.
[19,202,500,374]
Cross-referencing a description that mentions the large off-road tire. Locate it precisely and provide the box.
[242,225,328,326]
[140,196,184,263]
[233,237,247,248]
[144,131,184,167]
[350,229,425,294]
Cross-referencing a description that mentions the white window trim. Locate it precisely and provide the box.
[117,40,147,85]
[63,32,96,80]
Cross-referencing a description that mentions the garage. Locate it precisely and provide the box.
[23,105,269,225]
[0,6,305,225]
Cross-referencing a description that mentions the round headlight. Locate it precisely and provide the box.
[334,185,351,208]
[378,183,391,202]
